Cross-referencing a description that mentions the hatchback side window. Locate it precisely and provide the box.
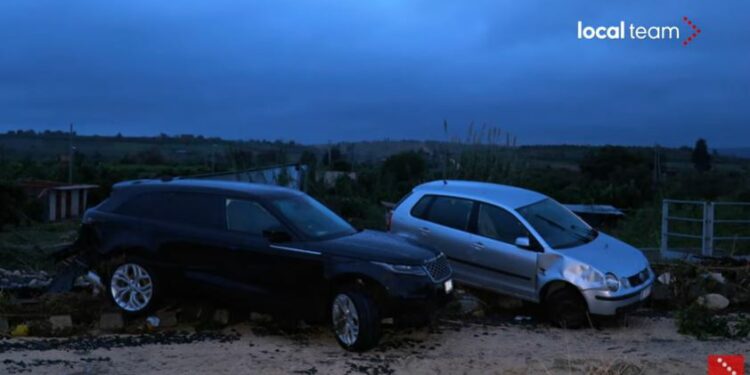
[424,196,473,231]
[410,195,433,219]
[226,199,282,235]
[477,203,529,245]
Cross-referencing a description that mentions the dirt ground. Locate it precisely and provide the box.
[0,313,747,375]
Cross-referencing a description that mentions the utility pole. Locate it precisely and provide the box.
[68,123,74,184]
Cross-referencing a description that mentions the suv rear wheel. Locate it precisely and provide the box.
[107,261,158,315]
[331,289,381,351]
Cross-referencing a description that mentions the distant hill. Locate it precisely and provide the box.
[719,148,750,159]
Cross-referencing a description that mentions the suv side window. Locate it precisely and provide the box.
[423,196,473,231]
[477,203,529,245]
[115,192,225,229]
[226,199,282,235]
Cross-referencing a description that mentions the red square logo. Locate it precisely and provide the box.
[709,355,745,375]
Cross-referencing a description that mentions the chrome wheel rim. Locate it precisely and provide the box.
[332,294,359,346]
[110,263,153,312]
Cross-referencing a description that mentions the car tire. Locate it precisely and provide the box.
[105,259,160,316]
[331,289,381,351]
[546,286,588,329]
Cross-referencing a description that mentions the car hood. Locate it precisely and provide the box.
[558,232,649,277]
[312,230,439,265]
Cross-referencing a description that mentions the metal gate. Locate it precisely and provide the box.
[661,199,750,258]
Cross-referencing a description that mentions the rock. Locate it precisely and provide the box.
[28,279,46,289]
[156,310,178,328]
[455,294,484,315]
[696,293,730,311]
[99,313,124,331]
[49,315,73,331]
[495,296,524,311]
[179,306,204,322]
[657,273,672,285]
[0,317,9,334]
[707,272,726,284]
[212,309,230,325]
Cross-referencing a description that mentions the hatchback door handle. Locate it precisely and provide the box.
[472,242,485,250]
[419,227,430,235]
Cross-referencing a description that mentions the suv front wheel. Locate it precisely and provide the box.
[107,261,158,315]
[331,289,381,351]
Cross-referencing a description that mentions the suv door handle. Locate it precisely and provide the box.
[472,242,485,250]
[419,227,430,235]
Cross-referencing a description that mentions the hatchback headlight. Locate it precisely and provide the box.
[372,261,427,276]
[605,273,620,292]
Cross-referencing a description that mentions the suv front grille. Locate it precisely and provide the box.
[424,254,451,282]
[627,268,649,288]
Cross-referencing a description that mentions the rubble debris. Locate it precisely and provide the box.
[0,331,241,353]
[0,268,52,291]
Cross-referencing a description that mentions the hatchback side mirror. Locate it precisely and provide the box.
[263,230,292,243]
[514,236,531,248]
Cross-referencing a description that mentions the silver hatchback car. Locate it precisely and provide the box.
[389,180,654,327]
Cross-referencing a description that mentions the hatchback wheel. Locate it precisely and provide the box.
[331,290,381,351]
[546,286,588,329]
[108,262,157,314]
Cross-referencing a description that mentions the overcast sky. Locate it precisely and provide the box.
[0,1,748,147]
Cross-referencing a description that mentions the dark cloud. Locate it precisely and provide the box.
[0,0,747,146]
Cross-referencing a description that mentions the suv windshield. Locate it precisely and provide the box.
[517,199,597,249]
[270,194,356,240]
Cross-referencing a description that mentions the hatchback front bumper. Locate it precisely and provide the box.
[582,279,654,316]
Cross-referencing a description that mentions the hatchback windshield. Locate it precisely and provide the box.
[270,195,356,240]
[517,199,597,249]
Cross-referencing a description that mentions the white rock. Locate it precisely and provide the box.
[49,315,73,331]
[696,293,730,311]
[657,272,672,285]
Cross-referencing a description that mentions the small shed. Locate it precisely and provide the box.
[19,180,99,222]
[563,204,625,229]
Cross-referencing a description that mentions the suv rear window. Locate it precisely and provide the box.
[420,195,473,231]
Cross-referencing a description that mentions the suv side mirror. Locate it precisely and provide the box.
[263,229,292,243]
[514,236,531,248]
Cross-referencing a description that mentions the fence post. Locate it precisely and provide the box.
[702,201,714,256]
[660,200,669,256]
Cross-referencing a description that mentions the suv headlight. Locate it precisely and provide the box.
[604,273,620,292]
[372,261,427,276]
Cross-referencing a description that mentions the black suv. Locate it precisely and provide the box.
[73,179,453,351]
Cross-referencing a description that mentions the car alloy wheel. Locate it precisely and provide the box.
[110,263,154,312]
[332,293,360,347]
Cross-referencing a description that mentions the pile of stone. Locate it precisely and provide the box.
[650,257,750,311]
[0,268,52,290]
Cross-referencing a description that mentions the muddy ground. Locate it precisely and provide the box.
[1,312,747,375]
